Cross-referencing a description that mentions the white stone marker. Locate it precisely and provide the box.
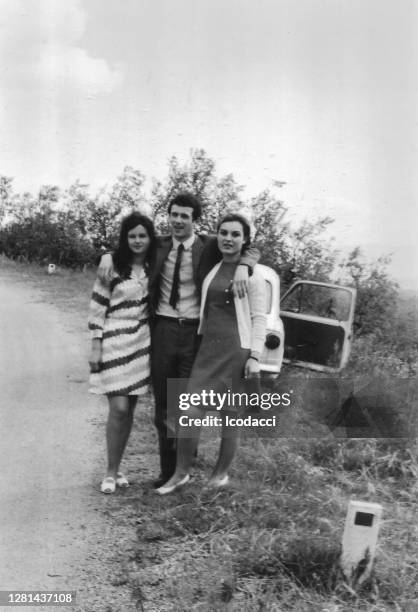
[341,500,383,585]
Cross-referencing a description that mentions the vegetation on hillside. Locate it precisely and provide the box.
[0,149,410,324]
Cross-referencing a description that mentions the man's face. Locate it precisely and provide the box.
[168,204,194,241]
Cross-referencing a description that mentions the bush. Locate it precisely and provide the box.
[0,213,97,268]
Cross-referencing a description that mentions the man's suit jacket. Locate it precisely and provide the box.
[148,234,259,316]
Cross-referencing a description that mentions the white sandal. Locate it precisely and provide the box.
[116,472,129,488]
[100,476,116,494]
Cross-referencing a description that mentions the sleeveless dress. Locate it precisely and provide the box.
[88,268,151,396]
[187,261,250,409]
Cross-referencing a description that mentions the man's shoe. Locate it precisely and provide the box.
[152,474,172,489]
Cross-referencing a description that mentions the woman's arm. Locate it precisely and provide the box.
[88,276,111,371]
[89,338,102,373]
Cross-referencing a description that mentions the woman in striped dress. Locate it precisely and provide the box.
[88,212,155,494]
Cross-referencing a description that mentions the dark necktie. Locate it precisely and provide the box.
[169,243,184,309]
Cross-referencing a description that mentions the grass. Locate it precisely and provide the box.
[2,256,416,612]
[121,426,417,611]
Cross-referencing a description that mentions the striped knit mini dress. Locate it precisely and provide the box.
[88,267,151,396]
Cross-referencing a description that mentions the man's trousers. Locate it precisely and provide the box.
[151,317,200,480]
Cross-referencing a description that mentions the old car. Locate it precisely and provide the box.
[258,268,357,377]
[280,280,357,373]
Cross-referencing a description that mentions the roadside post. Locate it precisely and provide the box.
[341,500,383,586]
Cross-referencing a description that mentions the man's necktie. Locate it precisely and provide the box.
[169,243,184,309]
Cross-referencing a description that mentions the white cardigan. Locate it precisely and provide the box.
[198,262,267,357]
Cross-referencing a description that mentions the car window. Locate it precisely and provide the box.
[281,284,352,321]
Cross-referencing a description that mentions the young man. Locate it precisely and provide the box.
[99,192,259,486]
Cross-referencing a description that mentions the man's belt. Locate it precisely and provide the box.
[156,315,200,327]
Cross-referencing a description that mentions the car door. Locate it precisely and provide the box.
[280,281,356,372]
[257,264,285,378]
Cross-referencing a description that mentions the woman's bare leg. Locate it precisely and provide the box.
[208,411,240,485]
[105,395,137,478]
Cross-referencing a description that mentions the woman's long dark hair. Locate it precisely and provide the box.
[217,213,252,253]
[113,212,156,278]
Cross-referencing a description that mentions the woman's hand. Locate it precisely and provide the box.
[232,264,249,298]
[89,339,102,373]
[98,253,114,284]
[245,356,260,378]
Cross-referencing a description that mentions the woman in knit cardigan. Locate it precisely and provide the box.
[157,213,266,494]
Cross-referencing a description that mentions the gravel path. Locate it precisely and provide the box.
[0,272,140,611]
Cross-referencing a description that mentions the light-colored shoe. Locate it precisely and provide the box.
[155,474,190,495]
[207,474,229,489]
[116,472,129,488]
[100,476,116,494]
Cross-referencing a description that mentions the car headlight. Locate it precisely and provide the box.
[265,333,281,350]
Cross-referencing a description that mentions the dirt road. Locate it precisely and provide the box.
[0,273,139,611]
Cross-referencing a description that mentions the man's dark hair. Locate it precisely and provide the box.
[167,192,202,220]
[217,213,252,251]
[113,212,156,278]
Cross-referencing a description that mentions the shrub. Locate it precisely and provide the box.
[0,213,97,268]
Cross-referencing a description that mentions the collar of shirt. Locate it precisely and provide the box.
[172,233,196,251]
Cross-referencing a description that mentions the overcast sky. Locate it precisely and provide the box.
[1,0,417,288]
